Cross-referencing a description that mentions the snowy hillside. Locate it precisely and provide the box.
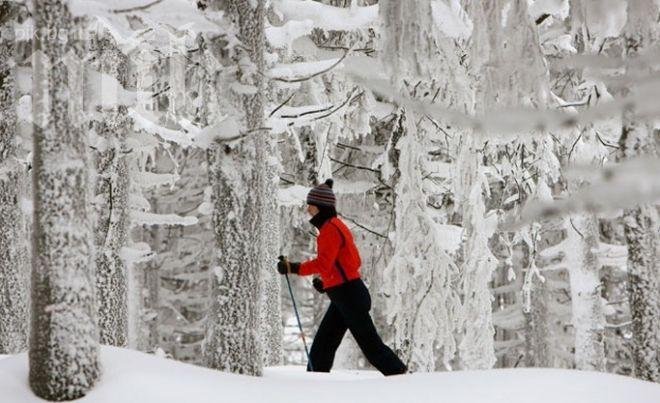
[1,347,659,403]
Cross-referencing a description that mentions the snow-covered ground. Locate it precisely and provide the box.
[1,347,659,403]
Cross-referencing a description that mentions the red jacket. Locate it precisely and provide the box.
[299,217,362,289]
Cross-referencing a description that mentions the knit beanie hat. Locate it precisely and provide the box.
[306,179,336,208]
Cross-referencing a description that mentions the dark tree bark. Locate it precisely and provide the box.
[29,0,100,400]
[0,0,30,355]
[618,0,660,383]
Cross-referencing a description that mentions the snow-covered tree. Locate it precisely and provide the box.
[204,0,272,375]
[259,149,283,366]
[29,0,99,399]
[89,30,131,347]
[378,0,467,371]
[565,213,606,371]
[454,135,498,370]
[0,0,30,355]
[381,111,461,371]
[3,0,653,385]
[617,0,660,382]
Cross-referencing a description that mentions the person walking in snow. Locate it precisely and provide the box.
[277,179,407,376]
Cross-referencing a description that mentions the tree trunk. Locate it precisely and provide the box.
[456,136,497,370]
[618,0,660,382]
[259,146,283,366]
[90,33,130,347]
[0,1,30,354]
[521,179,559,368]
[205,0,271,375]
[621,201,660,381]
[29,0,99,399]
[566,214,606,371]
[523,273,551,367]
[125,50,158,353]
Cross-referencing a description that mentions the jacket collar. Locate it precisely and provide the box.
[309,207,337,229]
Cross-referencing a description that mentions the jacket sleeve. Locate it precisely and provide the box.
[298,224,342,276]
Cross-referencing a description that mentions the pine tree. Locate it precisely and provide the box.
[29,0,100,399]
[0,0,30,355]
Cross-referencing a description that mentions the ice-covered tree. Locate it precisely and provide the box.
[29,0,99,399]
[0,0,30,355]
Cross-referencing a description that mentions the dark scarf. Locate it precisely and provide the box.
[309,206,338,229]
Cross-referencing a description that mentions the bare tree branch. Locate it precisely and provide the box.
[340,214,387,239]
[272,48,351,84]
[113,0,164,14]
[268,92,296,118]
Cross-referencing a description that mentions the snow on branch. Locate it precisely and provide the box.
[505,157,660,228]
[129,108,193,147]
[69,0,221,48]
[119,243,154,267]
[183,117,245,148]
[273,0,378,31]
[273,0,472,40]
[129,110,243,149]
[265,20,314,49]
[132,211,199,226]
[347,68,660,136]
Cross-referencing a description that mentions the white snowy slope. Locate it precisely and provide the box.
[1,347,659,403]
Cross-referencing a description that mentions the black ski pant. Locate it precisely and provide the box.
[307,279,407,376]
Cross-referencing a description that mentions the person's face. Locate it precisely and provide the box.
[307,204,319,216]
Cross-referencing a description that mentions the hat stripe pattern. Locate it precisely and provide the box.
[306,179,336,207]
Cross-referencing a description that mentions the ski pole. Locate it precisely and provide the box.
[280,256,313,371]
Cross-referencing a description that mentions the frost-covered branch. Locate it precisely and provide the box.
[349,71,660,136]
[270,49,350,83]
[273,0,378,31]
[506,157,660,228]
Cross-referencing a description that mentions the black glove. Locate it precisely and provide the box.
[277,256,300,275]
[312,277,325,293]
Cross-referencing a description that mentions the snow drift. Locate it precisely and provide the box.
[1,347,659,403]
